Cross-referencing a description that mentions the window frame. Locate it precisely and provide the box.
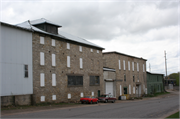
[89,76,100,86]
[67,75,83,86]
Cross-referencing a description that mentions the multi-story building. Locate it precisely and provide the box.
[103,52,147,98]
[1,18,105,105]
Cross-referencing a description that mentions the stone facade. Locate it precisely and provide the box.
[103,52,147,98]
[32,32,104,104]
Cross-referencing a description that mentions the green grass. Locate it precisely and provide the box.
[145,92,170,97]
[166,111,179,118]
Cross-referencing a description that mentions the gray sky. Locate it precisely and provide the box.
[1,0,179,75]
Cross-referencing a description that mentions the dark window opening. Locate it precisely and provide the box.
[124,74,126,82]
[24,65,28,78]
[133,76,135,82]
[68,76,83,86]
[90,76,100,85]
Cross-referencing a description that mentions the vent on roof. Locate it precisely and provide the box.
[33,23,59,34]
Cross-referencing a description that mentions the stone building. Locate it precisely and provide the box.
[103,52,147,98]
[16,18,105,104]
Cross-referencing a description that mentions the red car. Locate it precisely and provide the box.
[80,95,98,104]
[98,94,116,103]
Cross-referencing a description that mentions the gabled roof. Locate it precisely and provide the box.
[103,51,147,61]
[146,71,164,75]
[15,19,104,49]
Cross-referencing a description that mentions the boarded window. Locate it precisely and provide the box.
[137,63,139,71]
[40,52,45,65]
[67,43,70,49]
[52,54,56,66]
[119,60,121,69]
[79,46,82,52]
[67,56,70,67]
[143,64,145,72]
[40,36,44,44]
[90,76,100,85]
[91,49,93,52]
[52,74,56,86]
[41,96,45,101]
[52,95,56,100]
[129,85,131,94]
[40,73,45,86]
[128,61,130,71]
[123,60,125,70]
[24,65,28,78]
[132,62,134,71]
[80,58,83,69]
[97,50,99,53]
[52,39,55,46]
[68,76,83,86]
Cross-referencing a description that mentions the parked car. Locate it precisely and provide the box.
[80,95,98,104]
[98,94,116,103]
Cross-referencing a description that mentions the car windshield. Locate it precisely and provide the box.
[84,96,90,98]
[100,95,107,97]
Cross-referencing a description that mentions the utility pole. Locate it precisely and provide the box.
[164,51,167,78]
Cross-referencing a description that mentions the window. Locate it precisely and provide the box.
[52,54,56,66]
[67,56,70,67]
[24,65,28,78]
[91,49,93,52]
[137,63,139,71]
[129,85,131,94]
[143,64,145,72]
[80,58,83,69]
[52,39,55,46]
[133,75,135,82]
[40,36,44,44]
[40,52,45,65]
[97,50,99,53]
[118,60,121,69]
[52,74,56,86]
[90,76,100,85]
[92,92,94,96]
[133,87,135,94]
[68,94,71,99]
[128,61,130,71]
[123,60,125,70]
[52,95,56,100]
[41,96,45,101]
[67,43,70,49]
[124,74,126,82]
[132,62,134,71]
[79,46,82,52]
[68,75,83,86]
[40,73,45,86]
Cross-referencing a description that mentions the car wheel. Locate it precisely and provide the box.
[81,101,83,104]
[90,101,92,104]
[96,101,98,104]
[104,100,108,103]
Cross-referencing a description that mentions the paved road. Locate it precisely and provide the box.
[1,93,179,118]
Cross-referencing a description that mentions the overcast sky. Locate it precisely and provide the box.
[1,0,179,75]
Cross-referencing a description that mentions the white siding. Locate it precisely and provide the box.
[67,56,70,67]
[40,36,44,44]
[79,46,82,52]
[123,60,125,70]
[52,74,56,86]
[67,43,70,49]
[40,52,45,65]
[80,58,83,69]
[118,60,121,70]
[40,73,45,87]
[52,54,56,66]
[0,25,33,96]
[52,39,55,46]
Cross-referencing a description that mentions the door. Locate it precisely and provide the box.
[106,82,113,96]
[98,90,100,97]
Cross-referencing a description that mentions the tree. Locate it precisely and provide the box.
[168,72,179,86]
